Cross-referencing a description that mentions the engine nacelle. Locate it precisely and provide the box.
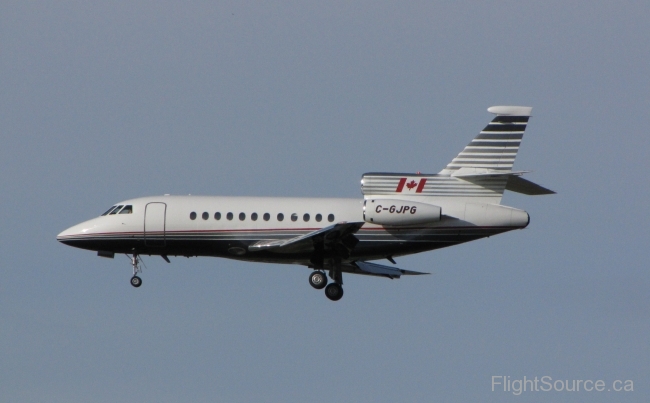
[363,199,441,226]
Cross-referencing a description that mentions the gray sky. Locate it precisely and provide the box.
[1,1,648,402]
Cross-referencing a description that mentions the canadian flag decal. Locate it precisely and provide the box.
[396,178,427,193]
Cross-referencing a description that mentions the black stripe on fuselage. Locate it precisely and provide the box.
[57,226,517,264]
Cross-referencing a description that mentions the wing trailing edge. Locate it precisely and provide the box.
[248,222,364,253]
[343,261,429,279]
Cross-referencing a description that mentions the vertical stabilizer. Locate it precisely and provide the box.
[438,106,532,175]
[361,106,539,206]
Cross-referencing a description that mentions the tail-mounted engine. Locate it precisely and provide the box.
[363,199,441,226]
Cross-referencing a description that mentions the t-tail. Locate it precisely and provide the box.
[361,106,554,206]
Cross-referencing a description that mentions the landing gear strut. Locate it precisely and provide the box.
[130,254,142,288]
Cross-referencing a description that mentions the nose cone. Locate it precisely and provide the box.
[57,218,101,248]
[57,226,77,241]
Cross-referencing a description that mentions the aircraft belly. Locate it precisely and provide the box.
[59,225,513,265]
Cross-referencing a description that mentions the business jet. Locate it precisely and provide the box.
[58,106,553,301]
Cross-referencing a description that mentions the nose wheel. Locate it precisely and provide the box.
[130,275,142,287]
[129,254,143,288]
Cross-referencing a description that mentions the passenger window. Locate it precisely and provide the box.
[102,206,117,216]
[214,212,221,220]
[303,213,310,222]
[328,214,335,222]
[239,212,246,221]
[227,212,233,220]
[251,213,258,221]
[315,214,322,222]
[202,212,209,220]
[109,205,124,215]
[190,212,197,220]
[291,213,298,222]
[263,213,270,221]
[277,213,284,221]
[119,205,133,214]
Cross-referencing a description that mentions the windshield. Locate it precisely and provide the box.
[101,206,117,216]
[109,205,124,215]
[119,205,133,214]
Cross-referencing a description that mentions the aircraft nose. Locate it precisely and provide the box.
[57,226,73,239]
[57,219,100,245]
[57,224,80,244]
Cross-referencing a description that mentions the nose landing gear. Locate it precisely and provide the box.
[129,254,142,288]
[130,275,142,287]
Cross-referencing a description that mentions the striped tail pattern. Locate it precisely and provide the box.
[438,106,532,175]
[361,106,546,203]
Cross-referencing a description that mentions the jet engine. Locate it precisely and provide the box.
[363,199,441,226]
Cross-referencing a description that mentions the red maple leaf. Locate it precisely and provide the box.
[406,180,418,190]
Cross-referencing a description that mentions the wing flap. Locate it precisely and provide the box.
[343,261,429,279]
[248,222,364,254]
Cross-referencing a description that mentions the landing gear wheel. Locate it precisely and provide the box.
[309,271,327,289]
[324,283,343,301]
[130,276,142,288]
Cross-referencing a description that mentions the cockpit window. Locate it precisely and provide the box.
[119,205,133,214]
[109,205,124,215]
[101,206,117,216]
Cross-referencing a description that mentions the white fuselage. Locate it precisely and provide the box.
[57,194,529,266]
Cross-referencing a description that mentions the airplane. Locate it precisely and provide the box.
[57,106,554,301]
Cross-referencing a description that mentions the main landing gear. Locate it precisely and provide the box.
[324,283,343,301]
[308,271,327,289]
[308,270,344,301]
[129,254,142,288]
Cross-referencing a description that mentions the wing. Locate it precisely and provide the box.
[342,261,429,279]
[248,222,365,255]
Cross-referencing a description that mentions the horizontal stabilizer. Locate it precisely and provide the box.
[451,167,529,178]
[505,175,555,195]
[450,167,554,195]
[344,261,428,279]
